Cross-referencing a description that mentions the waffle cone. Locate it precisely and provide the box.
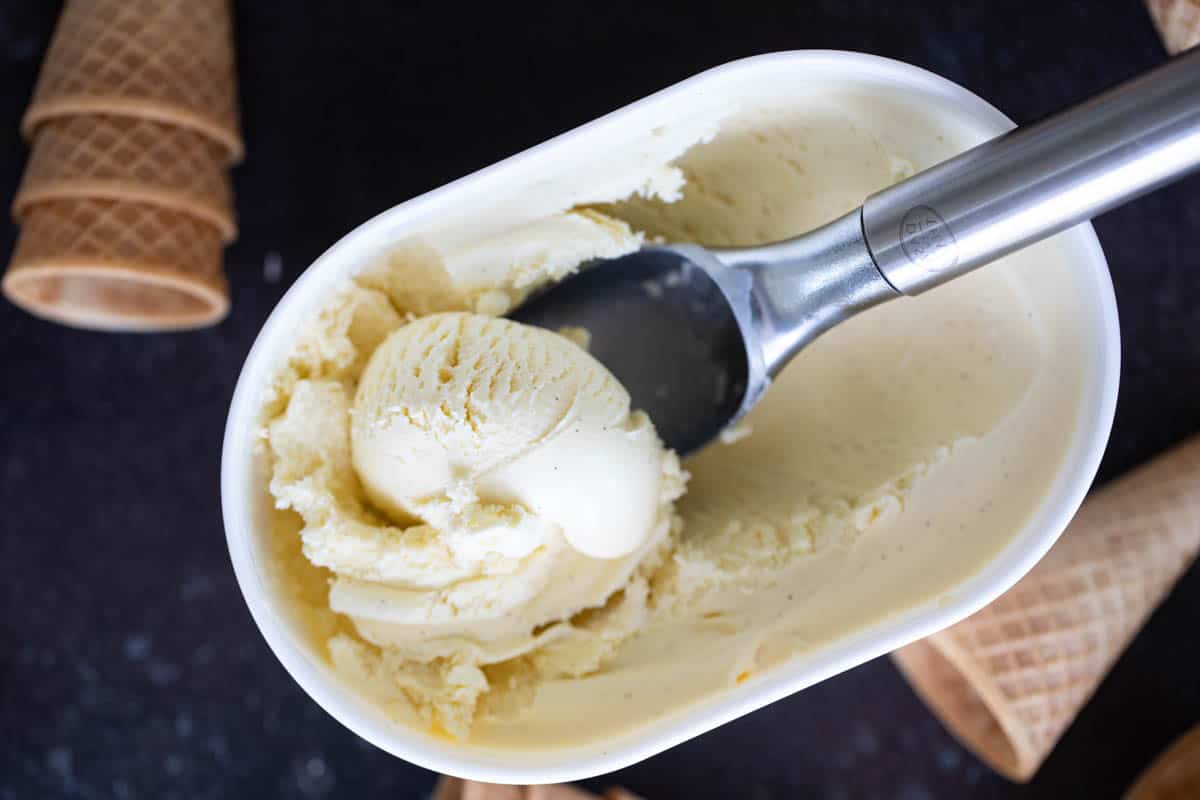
[892,436,1200,782]
[1145,0,1200,53]
[23,0,241,163]
[430,779,523,800]
[14,115,235,241]
[1124,724,1200,800]
[3,198,227,331]
[433,776,466,800]
[464,785,523,800]
[526,786,603,800]
[430,778,616,800]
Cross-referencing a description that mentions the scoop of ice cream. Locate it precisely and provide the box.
[351,311,672,559]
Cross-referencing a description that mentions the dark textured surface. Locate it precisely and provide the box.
[1,2,1198,798]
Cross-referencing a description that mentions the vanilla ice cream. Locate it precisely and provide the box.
[352,312,673,560]
[259,81,1091,748]
[267,311,684,735]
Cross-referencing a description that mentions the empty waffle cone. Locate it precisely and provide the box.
[1145,0,1200,53]
[430,781,595,800]
[3,197,227,331]
[431,777,631,800]
[431,776,466,800]
[892,436,1200,782]
[432,779,523,800]
[14,115,235,241]
[23,0,241,163]
[526,786,604,800]
[1124,724,1200,800]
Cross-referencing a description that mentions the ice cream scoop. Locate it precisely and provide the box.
[513,48,1200,455]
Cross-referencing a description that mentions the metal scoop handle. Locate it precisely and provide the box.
[862,47,1200,295]
[513,49,1200,454]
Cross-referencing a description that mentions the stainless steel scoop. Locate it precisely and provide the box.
[511,48,1200,455]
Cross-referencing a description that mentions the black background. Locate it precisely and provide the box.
[2,2,1199,798]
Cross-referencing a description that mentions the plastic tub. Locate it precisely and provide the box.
[222,50,1119,783]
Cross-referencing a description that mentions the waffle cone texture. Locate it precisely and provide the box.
[14,114,235,241]
[1146,0,1200,54]
[433,777,644,800]
[892,436,1200,782]
[4,198,227,331]
[22,0,241,162]
[5,0,240,331]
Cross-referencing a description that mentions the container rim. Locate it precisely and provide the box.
[221,49,1120,784]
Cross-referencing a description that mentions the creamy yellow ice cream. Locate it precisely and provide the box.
[260,90,1088,747]
[267,312,684,736]
[352,313,675,561]
[261,117,712,735]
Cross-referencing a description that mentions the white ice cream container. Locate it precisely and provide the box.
[221,51,1119,783]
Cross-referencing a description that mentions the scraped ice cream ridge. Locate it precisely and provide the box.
[259,83,1090,748]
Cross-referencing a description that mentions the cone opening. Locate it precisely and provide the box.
[893,641,1026,781]
[3,265,227,332]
